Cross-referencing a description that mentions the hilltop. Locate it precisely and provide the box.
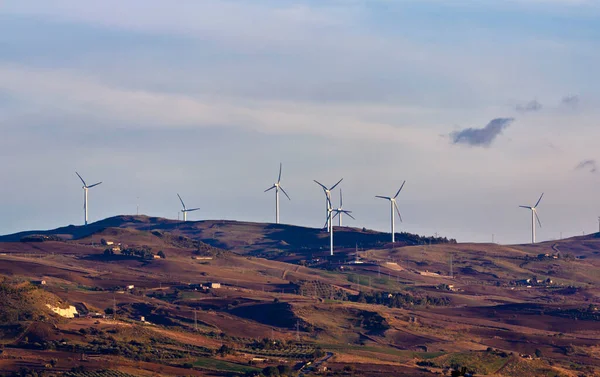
[0,216,600,376]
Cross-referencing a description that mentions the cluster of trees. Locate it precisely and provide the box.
[244,365,296,377]
[19,234,63,242]
[354,311,390,333]
[351,291,451,308]
[397,232,457,245]
[103,245,165,260]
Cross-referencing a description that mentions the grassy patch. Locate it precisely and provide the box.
[430,352,508,375]
[193,357,260,373]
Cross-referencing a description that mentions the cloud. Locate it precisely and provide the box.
[0,65,441,146]
[515,99,542,113]
[575,159,597,173]
[450,118,514,147]
[562,95,579,107]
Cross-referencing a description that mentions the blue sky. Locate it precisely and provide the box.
[1,0,599,243]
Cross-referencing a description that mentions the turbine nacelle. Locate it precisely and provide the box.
[177,193,200,221]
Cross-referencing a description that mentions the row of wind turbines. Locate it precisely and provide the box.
[75,167,544,255]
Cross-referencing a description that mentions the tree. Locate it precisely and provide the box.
[262,366,280,376]
[535,348,543,358]
[157,250,166,259]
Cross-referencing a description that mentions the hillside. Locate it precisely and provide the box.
[0,215,455,256]
[0,217,600,376]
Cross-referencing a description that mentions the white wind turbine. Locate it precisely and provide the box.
[519,193,543,244]
[333,189,355,226]
[264,163,291,224]
[76,172,102,226]
[324,197,354,256]
[177,194,200,222]
[376,181,406,243]
[314,178,343,232]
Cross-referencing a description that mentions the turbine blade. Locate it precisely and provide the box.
[535,210,542,228]
[330,178,344,191]
[395,202,403,222]
[264,185,276,192]
[346,212,356,220]
[87,182,102,188]
[278,163,282,183]
[177,193,186,210]
[187,208,200,212]
[75,172,86,186]
[394,180,406,199]
[375,196,391,200]
[534,193,544,208]
[519,206,531,209]
[323,216,330,229]
[326,196,333,210]
[332,212,340,219]
[340,189,343,207]
[280,186,291,200]
[314,180,327,191]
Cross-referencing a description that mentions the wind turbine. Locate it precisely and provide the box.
[519,193,543,244]
[324,197,354,256]
[177,194,200,222]
[333,189,355,226]
[314,178,343,232]
[376,181,406,243]
[75,172,102,226]
[264,163,291,224]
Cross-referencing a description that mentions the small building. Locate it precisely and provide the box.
[205,282,221,289]
[153,255,162,259]
[140,316,145,322]
[192,256,213,260]
[31,280,47,286]
[126,285,135,290]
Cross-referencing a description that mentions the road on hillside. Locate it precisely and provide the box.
[299,352,334,376]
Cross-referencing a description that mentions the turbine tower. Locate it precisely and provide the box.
[519,193,543,244]
[264,163,291,224]
[333,189,355,226]
[177,194,200,222]
[75,172,102,226]
[314,178,343,232]
[324,197,354,256]
[376,181,406,243]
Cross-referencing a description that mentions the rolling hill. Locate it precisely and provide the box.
[1,216,600,376]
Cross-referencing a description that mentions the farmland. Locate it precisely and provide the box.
[1,216,600,376]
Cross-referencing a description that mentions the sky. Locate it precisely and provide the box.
[1,0,599,244]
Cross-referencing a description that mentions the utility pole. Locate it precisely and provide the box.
[492,234,495,243]
[194,309,198,331]
[113,296,117,321]
[296,321,300,341]
[378,265,381,278]
[450,254,453,279]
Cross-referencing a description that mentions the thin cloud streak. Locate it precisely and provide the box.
[575,159,597,173]
[515,100,542,113]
